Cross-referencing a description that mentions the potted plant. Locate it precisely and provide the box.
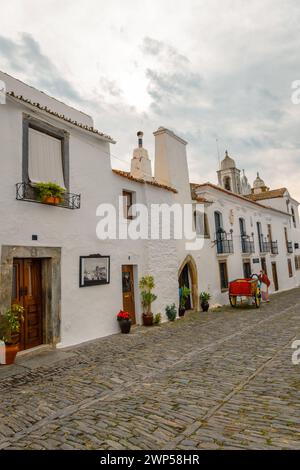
[179,285,191,317]
[139,275,157,326]
[34,182,65,205]
[117,310,132,334]
[0,304,24,365]
[153,313,162,325]
[200,292,211,312]
[165,304,177,322]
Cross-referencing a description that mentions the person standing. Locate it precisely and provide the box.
[259,270,271,302]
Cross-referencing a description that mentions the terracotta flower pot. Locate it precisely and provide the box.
[1,344,19,366]
[143,313,153,326]
[119,319,131,334]
[43,196,56,204]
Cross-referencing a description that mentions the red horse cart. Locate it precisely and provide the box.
[229,276,261,308]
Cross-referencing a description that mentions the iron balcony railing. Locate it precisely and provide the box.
[259,236,271,253]
[271,241,279,255]
[215,230,234,254]
[287,241,293,253]
[241,235,255,254]
[16,182,81,210]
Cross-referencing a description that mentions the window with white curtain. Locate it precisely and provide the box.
[193,210,210,237]
[28,128,66,188]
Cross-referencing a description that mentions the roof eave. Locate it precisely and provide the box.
[7,92,116,144]
[193,182,291,216]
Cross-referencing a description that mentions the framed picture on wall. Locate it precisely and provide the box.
[79,255,110,287]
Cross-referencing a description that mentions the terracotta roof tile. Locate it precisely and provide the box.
[7,91,116,143]
[190,183,212,203]
[112,169,177,193]
[194,195,212,203]
[246,188,287,201]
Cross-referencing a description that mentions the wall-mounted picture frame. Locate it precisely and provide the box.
[79,255,110,287]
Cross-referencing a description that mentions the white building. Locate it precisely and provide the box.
[0,71,299,351]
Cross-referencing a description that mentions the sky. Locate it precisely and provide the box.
[0,0,300,199]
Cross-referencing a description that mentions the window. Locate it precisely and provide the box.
[288,258,293,278]
[204,214,210,238]
[243,260,252,279]
[239,218,246,237]
[257,221,269,252]
[291,207,297,228]
[193,210,210,237]
[295,255,300,270]
[23,115,69,189]
[214,211,223,233]
[267,224,273,243]
[257,221,262,251]
[193,210,201,235]
[28,128,65,188]
[284,227,288,246]
[123,190,133,219]
[219,260,229,291]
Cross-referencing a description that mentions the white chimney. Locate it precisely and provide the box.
[153,127,190,199]
[130,131,152,180]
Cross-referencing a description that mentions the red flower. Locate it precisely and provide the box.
[117,310,130,321]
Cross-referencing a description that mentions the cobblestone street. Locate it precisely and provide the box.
[1,288,300,450]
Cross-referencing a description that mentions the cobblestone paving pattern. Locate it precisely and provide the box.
[0,288,299,449]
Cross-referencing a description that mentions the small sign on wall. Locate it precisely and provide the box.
[79,255,110,287]
[252,258,260,264]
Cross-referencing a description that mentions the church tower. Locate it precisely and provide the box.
[252,172,269,194]
[217,151,241,194]
[240,169,252,196]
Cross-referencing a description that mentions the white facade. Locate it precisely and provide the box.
[0,71,300,349]
[192,184,300,305]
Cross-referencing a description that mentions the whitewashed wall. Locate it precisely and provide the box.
[0,92,183,347]
[194,186,300,305]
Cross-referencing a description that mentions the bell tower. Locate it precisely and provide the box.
[217,150,241,194]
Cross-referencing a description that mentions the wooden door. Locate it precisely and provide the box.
[122,266,136,324]
[261,257,267,275]
[12,259,43,351]
[243,260,251,279]
[271,262,279,291]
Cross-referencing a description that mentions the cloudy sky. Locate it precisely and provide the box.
[1,0,300,199]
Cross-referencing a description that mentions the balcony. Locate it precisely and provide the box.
[241,235,255,254]
[259,237,270,253]
[271,241,279,255]
[287,241,293,253]
[215,230,234,254]
[16,182,81,210]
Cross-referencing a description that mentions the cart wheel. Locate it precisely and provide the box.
[254,291,261,308]
[230,296,237,307]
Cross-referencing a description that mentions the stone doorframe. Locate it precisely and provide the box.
[178,254,199,311]
[0,245,61,346]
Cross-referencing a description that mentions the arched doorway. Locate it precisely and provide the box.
[178,255,199,311]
